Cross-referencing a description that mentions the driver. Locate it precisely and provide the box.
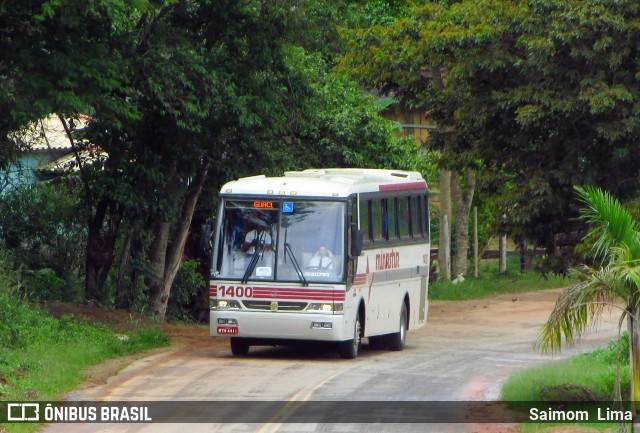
[307,246,334,270]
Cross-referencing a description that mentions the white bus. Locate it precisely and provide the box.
[207,168,430,358]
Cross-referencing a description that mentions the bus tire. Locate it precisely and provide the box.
[387,303,407,351]
[339,313,361,359]
[230,337,250,355]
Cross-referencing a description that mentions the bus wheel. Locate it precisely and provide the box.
[230,337,250,355]
[387,304,407,351]
[339,313,361,359]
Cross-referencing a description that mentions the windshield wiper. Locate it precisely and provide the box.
[284,242,308,286]
[241,233,266,284]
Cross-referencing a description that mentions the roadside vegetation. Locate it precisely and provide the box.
[429,255,574,301]
[501,333,629,433]
[502,333,630,402]
[0,249,169,433]
[432,248,631,431]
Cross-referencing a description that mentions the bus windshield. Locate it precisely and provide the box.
[215,200,345,284]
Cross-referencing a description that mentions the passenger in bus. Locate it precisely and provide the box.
[307,246,334,270]
[242,225,272,255]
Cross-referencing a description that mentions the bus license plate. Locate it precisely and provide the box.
[217,326,238,335]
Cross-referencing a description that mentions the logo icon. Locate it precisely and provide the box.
[7,403,40,421]
[270,301,278,311]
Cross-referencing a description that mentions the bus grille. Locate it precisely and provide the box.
[242,301,308,311]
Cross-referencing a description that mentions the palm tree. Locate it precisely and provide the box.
[539,185,640,430]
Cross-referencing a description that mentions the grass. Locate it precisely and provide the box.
[501,334,630,433]
[429,255,575,300]
[502,334,630,401]
[0,254,170,433]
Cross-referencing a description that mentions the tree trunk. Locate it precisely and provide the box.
[451,168,475,279]
[473,206,478,278]
[148,161,209,321]
[499,234,507,274]
[114,227,135,307]
[147,220,171,310]
[518,237,533,272]
[629,302,640,433]
[85,198,120,303]
[438,170,452,280]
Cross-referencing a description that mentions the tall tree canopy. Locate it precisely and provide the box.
[341,0,640,256]
[0,0,424,319]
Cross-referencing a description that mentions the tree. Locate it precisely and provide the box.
[0,0,297,315]
[1,0,427,320]
[540,186,640,430]
[438,169,452,280]
[451,168,475,279]
[341,0,640,265]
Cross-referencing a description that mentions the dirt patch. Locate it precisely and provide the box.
[79,324,224,390]
[41,301,156,333]
[39,300,224,389]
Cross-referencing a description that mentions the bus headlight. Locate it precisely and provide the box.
[308,303,342,312]
[212,299,241,310]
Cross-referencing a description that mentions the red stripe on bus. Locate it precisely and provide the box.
[210,285,345,301]
[378,181,427,192]
[253,295,345,301]
[252,291,345,300]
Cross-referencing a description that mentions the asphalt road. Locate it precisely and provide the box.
[41,289,620,433]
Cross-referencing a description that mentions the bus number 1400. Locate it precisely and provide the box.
[217,286,253,298]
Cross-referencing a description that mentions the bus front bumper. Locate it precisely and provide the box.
[210,310,351,342]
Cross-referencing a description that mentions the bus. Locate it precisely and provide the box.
[207,168,430,359]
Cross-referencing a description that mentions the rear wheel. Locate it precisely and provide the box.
[338,313,362,359]
[230,337,250,355]
[387,303,407,351]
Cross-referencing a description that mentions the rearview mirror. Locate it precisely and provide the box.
[351,228,363,257]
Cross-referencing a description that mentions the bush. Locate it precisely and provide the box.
[0,183,86,301]
[167,259,206,320]
[501,333,631,402]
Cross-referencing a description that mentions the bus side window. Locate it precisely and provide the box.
[372,199,384,241]
[381,198,389,240]
[386,197,399,240]
[399,197,410,239]
[411,196,423,238]
[362,200,373,242]
[416,196,424,237]
[424,193,430,242]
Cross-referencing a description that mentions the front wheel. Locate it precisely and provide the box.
[338,313,362,359]
[230,337,250,355]
[387,303,407,351]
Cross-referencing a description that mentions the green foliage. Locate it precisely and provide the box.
[254,46,432,174]
[341,0,640,256]
[538,187,640,409]
[0,247,168,404]
[576,185,640,262]
[289,0,409,65]
[108,328,170,355]
[502,333,630,402]
[429,255,572,300]
[1,0,430,314]
[168,259,205,320]
[540,187,640,355]
[23,268,67,300]
[0,182,85,301]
